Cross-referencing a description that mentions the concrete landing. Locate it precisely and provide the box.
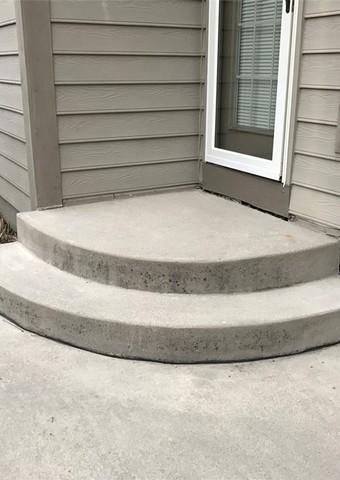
[17,190,338,293]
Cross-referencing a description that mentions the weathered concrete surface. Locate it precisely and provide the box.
[1,243,340,363]
[17,189,339,293]
[1,316,340,480]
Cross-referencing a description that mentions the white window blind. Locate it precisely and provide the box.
[236,0,282,131]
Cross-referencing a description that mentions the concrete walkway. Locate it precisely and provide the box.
[1,316,340,480]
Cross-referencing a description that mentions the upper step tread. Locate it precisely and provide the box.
[2,243,340,329]
[18,190,337,263]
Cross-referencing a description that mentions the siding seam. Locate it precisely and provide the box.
[300,84,340,90]
[51,19,205,30]
[0,127,25,142]
[289,206,340,230]
[57,106,201,115]
[297,117,338,127]
[304,11,340,19]
[0,172,30,196]
[0,51,19,56]
[0,80,21,85]
[55,80,204,86]
[302,50,340,55]
[295,150,340,162]
[53,51,204,57]
[291,181,340,197]
[0,19,16,27]
[0,104,23,114]
[59,133,203,145]
[61,181,198,200]
[61,157,201,173]
[0,151,27,170]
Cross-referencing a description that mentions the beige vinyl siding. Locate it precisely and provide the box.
[0,108,25,140]
[0,0,15,25]
[0,55,20,83]
[0,1,30,212]
[54,55,201,84]
[60,136,199,171]
[304,0,340,17]
[52,24,202,55]
[289,1,340,230]
[62,161,198,198]
[50,0,205,26]
[58,111,200,143]
[56,84,201,113]
[50,0,205,201]
[0,83,23,111]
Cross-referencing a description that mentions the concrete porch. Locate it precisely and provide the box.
[0,188,339,363]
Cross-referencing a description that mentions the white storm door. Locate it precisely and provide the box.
[205,0,293,180]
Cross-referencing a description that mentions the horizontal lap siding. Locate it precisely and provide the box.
[0,0,15,25]
[0,83,22,111]
[51,0,205,201]
[289,1,340,229]
[54,55,202,84]
[0,3,30,212]
[304,0,340,17]
[52,24,202,55]
[60,136,199,171]
[0,56,20,82]
[50,0,205,26]
[58,111,200,143]
[56,84,201,113]
[0,108,25,140]
[62,161,199,198]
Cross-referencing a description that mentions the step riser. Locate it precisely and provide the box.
[17,217,339,294]
[1,284,340,363]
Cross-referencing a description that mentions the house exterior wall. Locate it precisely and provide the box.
[0,0,30,217]
[0,0,339,235]
[50,0,205,203]
[289,0,340,231]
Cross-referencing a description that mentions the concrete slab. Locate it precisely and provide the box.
[18,189,336,261]
[1,317,340,480]
[17,189,339,293]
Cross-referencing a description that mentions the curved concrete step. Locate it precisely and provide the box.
[1,242,340,363]
[17,190,339,294]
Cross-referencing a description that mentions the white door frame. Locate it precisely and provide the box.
[205,0,294,181]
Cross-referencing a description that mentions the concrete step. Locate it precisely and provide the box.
[17,190,339,294]
[1,242,340,363]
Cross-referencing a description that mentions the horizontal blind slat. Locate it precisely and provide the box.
[237,0,282,130]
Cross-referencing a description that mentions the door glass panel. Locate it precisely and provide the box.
[215,0,283,160]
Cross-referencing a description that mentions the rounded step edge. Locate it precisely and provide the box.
[1,243,340,363]
[17,212,340,295]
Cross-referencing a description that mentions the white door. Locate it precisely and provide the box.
[205,0,293,180]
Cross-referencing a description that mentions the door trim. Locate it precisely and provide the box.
[281,0,305,185]
[205,0,294,181]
